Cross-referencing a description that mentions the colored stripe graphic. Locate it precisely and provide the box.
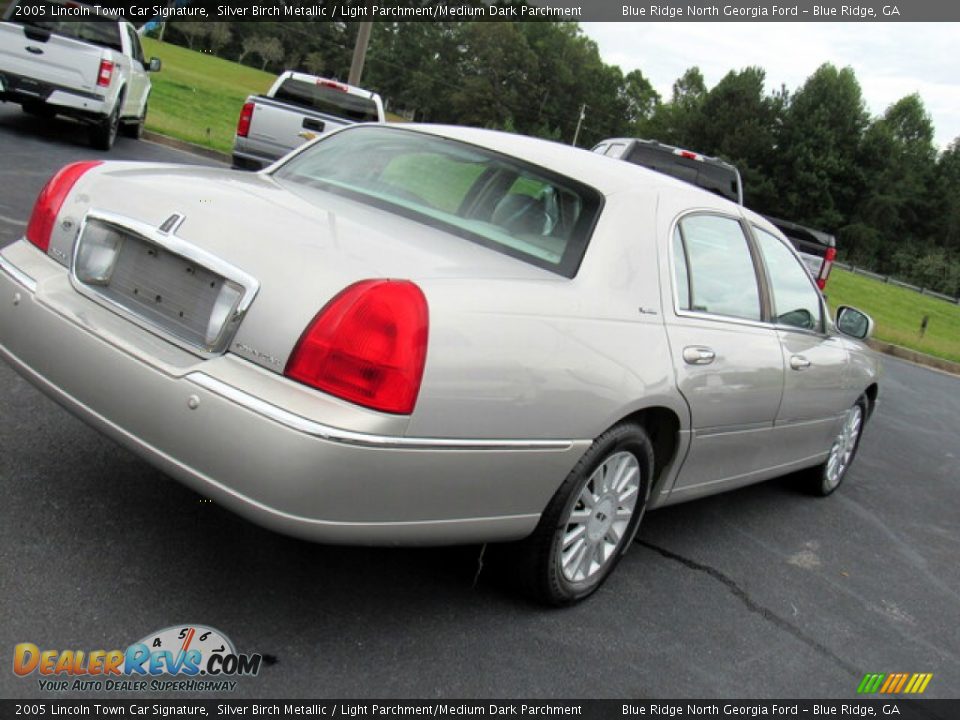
[858,673,933,694]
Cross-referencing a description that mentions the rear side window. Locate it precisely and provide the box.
[273,79,379,122]
[274,126,603,277]
[673,215,761,321]
[753,227,823,332]
[604,143,627,158]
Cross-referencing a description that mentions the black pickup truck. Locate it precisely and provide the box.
[592,138,836,290]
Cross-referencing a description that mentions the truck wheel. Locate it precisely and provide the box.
[121,101,147,140]
[512,422,653,605]
[90,103,121,151]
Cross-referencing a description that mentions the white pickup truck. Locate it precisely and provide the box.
[232,71,385,170]
[0,0,160,150]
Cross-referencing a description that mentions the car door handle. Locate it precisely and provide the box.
[790,355,812,370]
[683,346,716,365]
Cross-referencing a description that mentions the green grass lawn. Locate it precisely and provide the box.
[140,39,403,155]
[141,38,274,154]
[826,268,960,364]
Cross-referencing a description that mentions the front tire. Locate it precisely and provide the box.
[121,100,147,140]
[515,423,653,605]
[808,395,868,496]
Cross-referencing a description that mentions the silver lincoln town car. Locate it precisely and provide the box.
[0,124,879,604]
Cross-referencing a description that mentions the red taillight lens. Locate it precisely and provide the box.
[285,280,429,415]
[97,60,113,87]
[236,102,254,138]
[317,79,347,92]
[817,247,837,290]
[25,161,102,253]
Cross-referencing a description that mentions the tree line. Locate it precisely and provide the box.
[160,19,960,296]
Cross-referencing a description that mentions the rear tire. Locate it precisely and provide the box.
[807,395,868,496]
[513,423,653,605]
[90,101,121,150]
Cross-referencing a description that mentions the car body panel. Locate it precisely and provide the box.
[0,124,881,545]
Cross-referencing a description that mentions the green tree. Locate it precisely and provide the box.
[776,63,869,231]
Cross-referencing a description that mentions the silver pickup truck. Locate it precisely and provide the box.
[0,0,160,150]
[232,71,385,171]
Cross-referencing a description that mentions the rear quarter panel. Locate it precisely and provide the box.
[406,190,689,441]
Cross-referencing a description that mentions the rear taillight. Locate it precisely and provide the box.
[675,149,702,161]
[317,79,347,92]
[236,102,254,138]
[25,161,102,253]
[285,280,429,415]
[817,247,837,290]
[97,60,114,87]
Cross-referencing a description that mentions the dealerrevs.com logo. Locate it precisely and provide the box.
[13,625,262,692]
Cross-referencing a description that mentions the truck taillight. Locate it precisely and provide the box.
[817,247,837,290]
[97,60,114,87]
[236,102,254,138]
[26,161,102,253]
[285,280,429,415]
[675,149,702,161]
[317,79,347,92]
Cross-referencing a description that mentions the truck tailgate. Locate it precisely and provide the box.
[0,23,103,95]
[245,96,350,159]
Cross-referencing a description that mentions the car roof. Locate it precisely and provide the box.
[399,124,699,198]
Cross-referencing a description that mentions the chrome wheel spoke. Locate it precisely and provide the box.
[578,485,596,508]
[563,524,586,549]
[559,450,643,584]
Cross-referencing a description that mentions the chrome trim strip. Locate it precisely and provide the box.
[186,372,579,451]
[69,210,260,358]
[0,252,38,293]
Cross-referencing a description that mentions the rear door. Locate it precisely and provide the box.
[664,212,785,494]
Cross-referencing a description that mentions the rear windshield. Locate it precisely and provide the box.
[626,145,741,204]
[273,126,603,277]
[273,79,379,122]
[5,2,123,52]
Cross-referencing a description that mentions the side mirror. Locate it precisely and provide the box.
[836,305,874,340]
[148,58,162,73]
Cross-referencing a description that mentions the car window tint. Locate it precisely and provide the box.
[274,126,603,278]
[605,143,627,158]
[675,215,761,321]
[274,79,379,122]
[753,227,823,331]
[126,26,144,65]
[9,11,124,53]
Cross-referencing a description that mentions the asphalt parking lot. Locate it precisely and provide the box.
[1,105,958,700]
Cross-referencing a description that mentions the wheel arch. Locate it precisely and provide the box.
[609,405,682,498]
[864,383,879,418]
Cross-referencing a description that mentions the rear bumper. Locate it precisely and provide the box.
[0,69,108,119]
[231,136,284,171]
[0,242,588,545]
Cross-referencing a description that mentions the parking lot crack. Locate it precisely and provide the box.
[637,540,860,678]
